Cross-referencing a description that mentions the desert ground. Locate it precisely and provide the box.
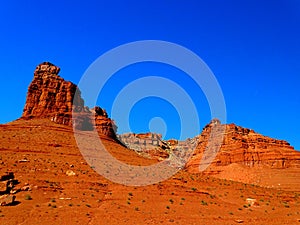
[0,119,300,225]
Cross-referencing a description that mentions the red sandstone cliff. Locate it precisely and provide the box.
[22,62,117,139]
[186,119,300,173]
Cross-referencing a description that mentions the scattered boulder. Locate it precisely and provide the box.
[21,185,31,191]
[246,198,259,206]
[0,194,16,206]
[18,159,29,163]
[66,170,76,176]
[0,181,8,193]
[0,172,21,206]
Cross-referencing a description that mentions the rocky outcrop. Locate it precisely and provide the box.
[186,119,300,173]
[118,133,166,151]
[22,62,84,118]
[22,62,117,139]
[0,172,18,206]
[117,133,170,160]
[117,132,199,164]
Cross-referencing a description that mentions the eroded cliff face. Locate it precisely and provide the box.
[21,62,300,169]
[22,62,84,117]
[186,119,300,173]
[117,133,170,160]
[22,62,117,139]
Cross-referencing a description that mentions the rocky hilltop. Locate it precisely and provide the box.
[20,62,300,170]
[186,119,300,173]
[117,133,170,160]
[22,62,117,139]
[22,62,84,118]
[117,118,300,171]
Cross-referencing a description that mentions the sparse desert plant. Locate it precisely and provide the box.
[191,187,197,192]
[201,200,208,206]
[25,194,32,200]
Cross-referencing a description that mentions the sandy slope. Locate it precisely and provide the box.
[0,119,300,224]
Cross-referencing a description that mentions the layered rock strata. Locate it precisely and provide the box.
[22,62,117,139]
[186,119,300,172]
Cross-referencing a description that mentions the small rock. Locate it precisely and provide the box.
[0,181,8,192]
[246,198,259,206]
[7,180,16,189]
[59,197,72,200]
[0,195,16,206]
[19,159,29,163]
[21,185,31,191]
[66,170,76,176]
[10,190,18,194]
[235,219,244,223]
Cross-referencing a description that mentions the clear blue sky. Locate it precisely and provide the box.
[0,1,299,149]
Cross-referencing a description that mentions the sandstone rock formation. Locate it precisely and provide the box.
[23,62,84,118]
[117,132,198,164]
[22,62,117,139]
[186,119,300,173]
[117,133,170,160]
[21,62,300,170]
[0,172,18,206]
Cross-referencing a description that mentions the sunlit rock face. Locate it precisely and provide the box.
[22,62,117,139]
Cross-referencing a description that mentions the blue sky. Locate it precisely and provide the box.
[0,1,299,149]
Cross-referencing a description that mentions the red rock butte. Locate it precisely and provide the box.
[186,119,300,173]
[22,62,117,139]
